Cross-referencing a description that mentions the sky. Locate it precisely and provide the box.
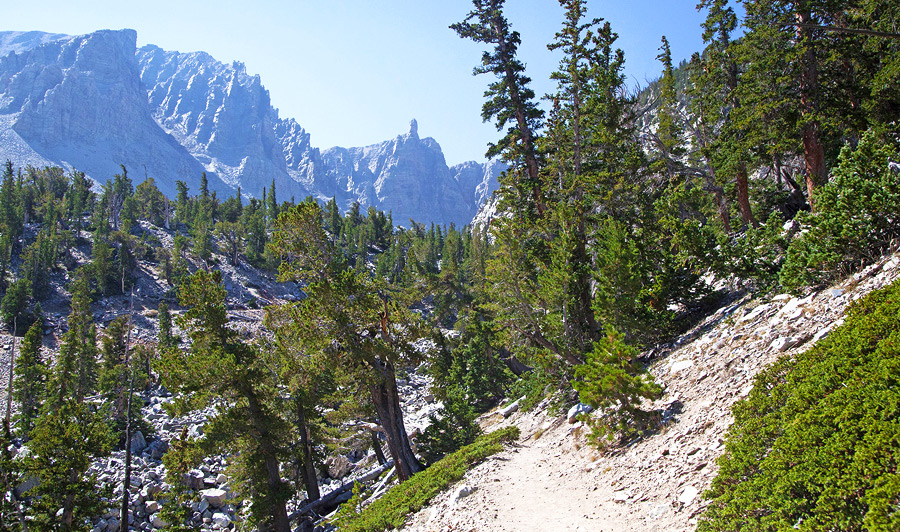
[3,1,719,165]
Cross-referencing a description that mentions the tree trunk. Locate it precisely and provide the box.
[295,399,320,502]
[371,431,387,466]
[798,9,827,208]
[736,162,758,228]
[62,470,77,528]
[369,360,423,482]
[246,394,291,532]
[4,325,15,430]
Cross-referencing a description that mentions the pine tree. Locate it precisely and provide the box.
[12,320,45,437]
[157,271,292,532]
[736,0,866,208]
[271,201,426,482]
[174,180,190,226]
[157,302,176,351]
[48,271,97,407]
[691,0,756,229]
[25,399,113,531]
[452,0,545,218]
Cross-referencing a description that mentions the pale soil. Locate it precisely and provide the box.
[402,254,900,532]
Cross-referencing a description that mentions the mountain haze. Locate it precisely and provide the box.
[0,29,503,226]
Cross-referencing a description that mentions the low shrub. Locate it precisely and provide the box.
[698,279,900,532]
[333,426,519,532]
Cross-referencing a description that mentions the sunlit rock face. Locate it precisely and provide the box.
[0,30,503,226]
[0,29,224,198]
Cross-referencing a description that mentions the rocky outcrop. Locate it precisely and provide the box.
[0,30,230,200]
[0,29,503,226]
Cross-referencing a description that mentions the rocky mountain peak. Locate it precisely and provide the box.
[0,29,504,226]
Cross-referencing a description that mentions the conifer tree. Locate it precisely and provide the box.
[157,302,176,351]
[98,316,131,423]
[452,0,545,218]
[12,320,45,437]
[157,271,292,532]
[174,180,190,226]
[691,0,756,229]
[271,201,426,481]
[48,271,97,407]
[25,399,113,531]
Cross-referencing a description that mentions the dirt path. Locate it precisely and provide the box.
[403,411,627,532]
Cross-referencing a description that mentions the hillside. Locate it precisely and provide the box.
[400,253,900,532]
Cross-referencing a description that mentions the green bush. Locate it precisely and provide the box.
[573,329,662,445]
[698,279,900,532]
[716,211,790,291]
[780,130,900,290]
[333,426,519,532]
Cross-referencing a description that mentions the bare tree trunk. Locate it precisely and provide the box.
[798,10,827,209]
[370,361,423,482]
[120,294,135,531]
[296,399,320,502]
[371,431,387,466]
[247,393,291,532]
[736,162,758,228]
[4,318,16,430]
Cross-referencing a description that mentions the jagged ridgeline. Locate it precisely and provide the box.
[0,30,506,228]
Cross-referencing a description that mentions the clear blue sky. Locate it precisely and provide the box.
[4,1,720,165]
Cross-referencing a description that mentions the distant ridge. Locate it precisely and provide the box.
[0,29,503,226]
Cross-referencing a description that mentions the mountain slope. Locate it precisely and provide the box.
[0,29,232,199]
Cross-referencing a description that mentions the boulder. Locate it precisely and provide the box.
[770,336,798,352]
[184,469,205,490]
[147,439,168,460]
[567,403,593,423]
[129,431,147,454]
[212,512,231,527]
[200,488,228,508]
[325,455,352,480]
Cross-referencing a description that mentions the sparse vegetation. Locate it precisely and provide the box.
[333,427,519,532]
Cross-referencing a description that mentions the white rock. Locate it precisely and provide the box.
[212,512,231,527]
[679,485,699,505]
[200,488,228,508]
[150,515,168,528]
[770,337,797,352]
[671,359,693,373]
[567,403,593,423]
[145,500,159,513]
[450,484,477,505]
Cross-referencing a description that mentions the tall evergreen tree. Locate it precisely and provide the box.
[452,0,545,218]
[12,320,45,437]
[157,271,292,532]
[271,201,426,481]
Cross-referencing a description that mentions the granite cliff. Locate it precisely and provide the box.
[0,29,503,226]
